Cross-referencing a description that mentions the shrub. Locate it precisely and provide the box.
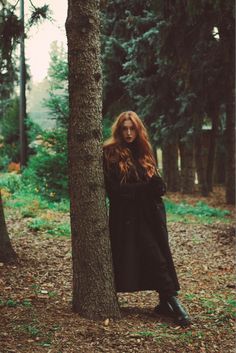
[0,172,22,194]
[22,128,68,200]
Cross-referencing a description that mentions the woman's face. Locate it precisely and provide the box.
[121,119,137,143]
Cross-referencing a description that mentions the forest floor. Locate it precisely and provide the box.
[0,187,235,353]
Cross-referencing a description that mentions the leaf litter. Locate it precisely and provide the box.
[0,191,235,353]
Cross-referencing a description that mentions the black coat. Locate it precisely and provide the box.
[103,148,180,293]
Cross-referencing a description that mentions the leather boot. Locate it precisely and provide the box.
[166,296,191,327]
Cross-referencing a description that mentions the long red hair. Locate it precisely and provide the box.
[103,111,157,182]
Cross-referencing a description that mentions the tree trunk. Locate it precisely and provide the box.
[225,96,235,204]
[194,131,208,196]
[179,138,195,194]
[214,135,226,185]
[66,0,120,319]
[218,18,235,204]
[0,190,17,263]
[206,107,219,192]
[162,140,180,192]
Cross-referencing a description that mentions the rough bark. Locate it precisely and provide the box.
[0,190,17,263]
[179,138,195,194]
[162,140,180,192]
[66,0,120,319]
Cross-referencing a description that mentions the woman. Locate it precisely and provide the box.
[103,111,191,327]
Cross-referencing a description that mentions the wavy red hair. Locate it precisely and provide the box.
[103,111,157,182]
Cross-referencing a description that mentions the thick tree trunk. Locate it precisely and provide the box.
[66,0,120,319]
[206,108,219,192]
[0,190,17,263]
[179,138,195,194]
[162,140,180,192]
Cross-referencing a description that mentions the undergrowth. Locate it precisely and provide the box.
[0,173,232,235]
[164,199,230,224]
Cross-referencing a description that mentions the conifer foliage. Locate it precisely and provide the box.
[102,0,235,203]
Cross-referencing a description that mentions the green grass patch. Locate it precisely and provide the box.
[27,217,70,237]
[0,297,33,308]
[130,328,206,344]
[165,199,230,224]
[5,190,69,213]
[6,298,18,307]
[200,294,236,320]
[23,324,41,337]
[47,223,71,237]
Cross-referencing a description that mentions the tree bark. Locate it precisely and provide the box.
[225,96,235,204]
[66,0,120,319]
[218,16,235,204]
[179,138,195,194]
[214,135,226,185]
[206,107,219,192]
[194,131,208,196]
[0,190,17,263]
[162,140,180,192]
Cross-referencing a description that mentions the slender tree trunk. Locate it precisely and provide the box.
[66,0,120,319]
[206,107,219,192]
[214,134,226,185]
[0,190,17,263]
[19,0,28,166]
[162,140,180,192]
[225,95,235,204]
[179,138,195,194]
[218,19,235,204]
[194,131,208,196]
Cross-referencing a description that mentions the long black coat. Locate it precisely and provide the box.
[104,149,180,293]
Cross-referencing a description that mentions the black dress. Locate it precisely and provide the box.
[103,143,180,298]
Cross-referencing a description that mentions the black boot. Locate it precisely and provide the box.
[166,296,191,327]
[154,300,175,317]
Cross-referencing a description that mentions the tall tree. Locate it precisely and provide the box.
[66,0,120,319]
[0,190,17,263]
[45,41,69,128]
[218,4,235,205]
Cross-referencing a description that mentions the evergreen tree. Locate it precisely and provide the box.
[102,0,234,200]
[45,41,69,128]
[66,0,120,319]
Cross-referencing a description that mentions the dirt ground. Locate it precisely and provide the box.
[0,193,235,353]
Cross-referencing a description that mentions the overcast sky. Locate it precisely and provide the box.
[24,0,67,82]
